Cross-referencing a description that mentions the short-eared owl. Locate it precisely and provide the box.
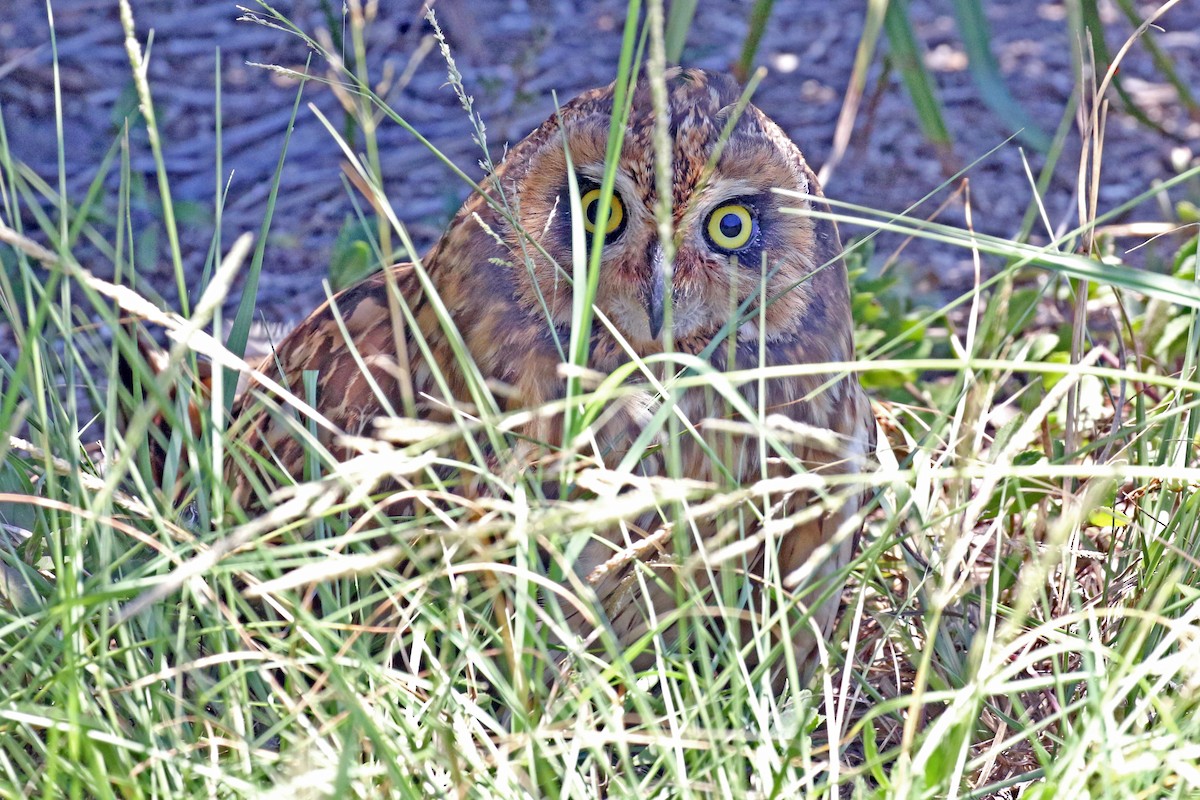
[227,68,875,685]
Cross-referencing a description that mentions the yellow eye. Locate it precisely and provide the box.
[581,188,625,237]
[706,203,756,251]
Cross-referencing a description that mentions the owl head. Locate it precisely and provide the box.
[438,68,852,367]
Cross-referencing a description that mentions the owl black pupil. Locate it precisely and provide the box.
[586,201,599,226]
[720,213,742,238]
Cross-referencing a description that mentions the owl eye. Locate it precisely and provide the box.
[580,187,626,239]
[705,203,756,252]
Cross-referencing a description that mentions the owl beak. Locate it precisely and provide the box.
[646,243,668,340]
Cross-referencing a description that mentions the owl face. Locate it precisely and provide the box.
[480,69,829,354]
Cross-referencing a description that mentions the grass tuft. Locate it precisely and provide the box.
[1,1,1199,798]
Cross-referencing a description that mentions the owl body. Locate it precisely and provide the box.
[229,69,874,684]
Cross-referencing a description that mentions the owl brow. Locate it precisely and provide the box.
[687,70,765,210]
[700,179,768,206]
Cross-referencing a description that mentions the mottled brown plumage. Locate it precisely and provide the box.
[228,69,874,685]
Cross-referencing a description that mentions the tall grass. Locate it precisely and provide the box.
[2,1,1199,798]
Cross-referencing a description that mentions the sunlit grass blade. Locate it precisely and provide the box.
[1077,0,1173,136]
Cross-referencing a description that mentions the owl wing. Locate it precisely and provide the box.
[226,264,433,511]
[770,199,877,681]
[773,379,875,686]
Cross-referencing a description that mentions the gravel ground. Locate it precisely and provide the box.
[2,0,1197,340]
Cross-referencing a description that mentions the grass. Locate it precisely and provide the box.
[2,0,1200,797]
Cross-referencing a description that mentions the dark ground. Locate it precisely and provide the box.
[2,0,1198,346]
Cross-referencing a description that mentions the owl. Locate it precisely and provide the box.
[225,68,875,687]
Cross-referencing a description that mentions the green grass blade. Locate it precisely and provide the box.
[117,0,189,315]
[883,0,953,166]
[734,0,775,82]
[952,0,1052,151]
[664,0,696,64]
[221,57,310,410]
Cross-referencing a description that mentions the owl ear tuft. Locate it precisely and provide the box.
[715,103,738,128]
